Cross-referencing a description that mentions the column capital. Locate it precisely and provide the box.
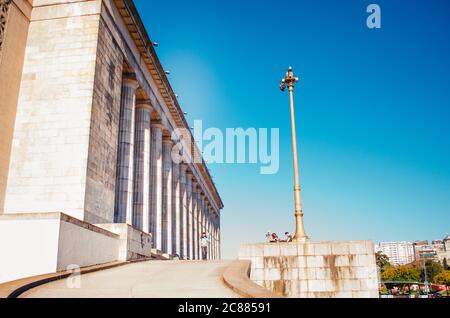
[151,121,165,130]
[136,99,153,111]
[122,72,139,89]
[162,136,174,145]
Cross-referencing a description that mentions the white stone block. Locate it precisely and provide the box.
[279,243,298,256]
[284,269,299,280]
[339,279,360,291]
[334,255,350,267]
[250,268,264,281]
[349,241,369,255]
[331,242,350,255]
[308,280,331,292]
[343,267,357,279]
[298,268,308,280]
[264,268,281,281]
[297,243,305,255]
[315,268,332,280]
[263,244,280,257]
[252,256,264,269]
[306,255,324,267]
[306,268,316,280]
[297,256,307,268]
[264,257,282,269]
[360,278,379,291]
[354,267,370,279]
[298,280,309,292]
[313,243,332,255]
[365,241,375,254]
[302,243,315,255]
[351,254,371,267]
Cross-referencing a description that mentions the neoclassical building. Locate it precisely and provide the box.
[0,0,223,282]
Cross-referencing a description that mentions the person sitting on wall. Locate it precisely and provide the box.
[285,232,293,242]
[270,233,279,243]
[265,231,272,242]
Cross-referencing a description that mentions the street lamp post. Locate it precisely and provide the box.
[280,66,309,242]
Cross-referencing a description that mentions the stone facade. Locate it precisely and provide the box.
[239,241,379,298]
[0,0,32,213]
[4,0,101,220]
[86,17,124,224]
[0,0,223,283]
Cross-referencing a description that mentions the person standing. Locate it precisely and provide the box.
[200,232,210,260]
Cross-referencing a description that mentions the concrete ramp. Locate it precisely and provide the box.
[20,260,241,298]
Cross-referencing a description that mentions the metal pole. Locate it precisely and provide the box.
[281,67,309,242]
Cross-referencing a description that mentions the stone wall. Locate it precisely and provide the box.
[96,223,153,261]
[4,1,101,220]
[84,15,123,224]
[0,212,120,284]
[239,241,379,298]
[0,0,32,213]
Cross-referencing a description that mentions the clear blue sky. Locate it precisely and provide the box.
[134,0,450,259]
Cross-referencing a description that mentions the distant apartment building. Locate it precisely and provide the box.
[413,240,430,262]
[440,235,450,264]
[376,241,415,265]
[413,236,450,264]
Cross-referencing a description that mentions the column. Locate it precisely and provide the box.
[216,215,221,260]
[114,73,139,225]
[197,194,204,260]
[172,154,181,256]
[162,136,173,255]
[218,213,221,259]
[214,214,219,259]
[179,164,188,259]
[150,122,164,251]
[132,100,152,232]
[189,178,198,259]
[196,189,203,260]
[209,207,213,260]
[201,195,207,260]
[191,181,198,260]
[207,208,211,260]
[211,213,215,259]
[186,171,193,259]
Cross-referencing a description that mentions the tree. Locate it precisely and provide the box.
[443,258,449,270]
[420,260,444,283]
[433,271,450,296]
[376,252,390,272]
[381,265,421,282]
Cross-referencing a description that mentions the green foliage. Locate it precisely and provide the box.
[443,258,449,270]
[420,260,444,283]
[381,265,421,282]
[433,271,450,286]
[376,252,390,272]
